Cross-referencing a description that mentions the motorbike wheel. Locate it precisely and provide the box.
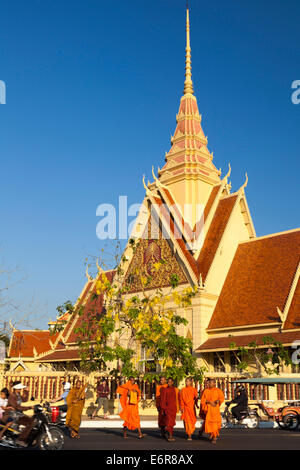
[221,414,228,428]
[277,420,286,429]
[37,427,64,450]
[282,414,298,430]
[246,414,260,429]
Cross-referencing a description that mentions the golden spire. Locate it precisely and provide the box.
[183,6,194,95]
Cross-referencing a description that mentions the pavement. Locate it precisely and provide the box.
[80,415,279,429]
[60,427,300,451]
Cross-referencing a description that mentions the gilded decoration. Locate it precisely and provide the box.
[124,219,188,292]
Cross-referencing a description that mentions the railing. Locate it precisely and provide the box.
[2,372,299,403]
[1,373,84,401]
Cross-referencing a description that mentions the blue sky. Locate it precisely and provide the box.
[0,0,299,329]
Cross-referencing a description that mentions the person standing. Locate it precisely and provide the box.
[66,379,86,439]
[160,377,179,442]
[116,377,145,439]
[155,376,168,436]
[91,378,110,419]
[200,378,224,444]
[179,377,198,441]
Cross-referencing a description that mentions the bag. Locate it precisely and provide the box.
[129,390,138,405]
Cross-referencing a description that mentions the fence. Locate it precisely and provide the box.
[1,372,299,404]
[0,373,157,402]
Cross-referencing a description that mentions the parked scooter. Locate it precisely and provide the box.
[44,401,67,427]
[0,403,64,450]
[221,402,260,429]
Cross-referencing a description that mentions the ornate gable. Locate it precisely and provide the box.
[124,216,189,293]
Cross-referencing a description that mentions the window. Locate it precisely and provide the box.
[213,352,225,373]
[229,351,240,373]
[138,347,157,374]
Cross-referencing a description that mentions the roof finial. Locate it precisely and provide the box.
[183,3,194,95]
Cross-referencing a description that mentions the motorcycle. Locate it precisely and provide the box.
[221,402,260,429]
[0,403,64,450]
[44,401,67,428]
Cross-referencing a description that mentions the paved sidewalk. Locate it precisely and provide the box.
[81,415,278,429]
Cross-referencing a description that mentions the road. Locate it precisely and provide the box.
[61,427,300,451]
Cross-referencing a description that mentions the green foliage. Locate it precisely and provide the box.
[55,240,206,385]
[229,336,292,376]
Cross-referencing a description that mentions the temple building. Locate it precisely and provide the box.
[6,8,300,394]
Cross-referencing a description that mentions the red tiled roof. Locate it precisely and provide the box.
[284,278,300,330]
[60,281,94,342]
[197,331,300,352]
[203,184,221,223]
[9,330,57,358]
[66,270,115,344]
[151,196,199,280]
[197,194,238,281]
[36,348,80,362]
[208,230,300,330]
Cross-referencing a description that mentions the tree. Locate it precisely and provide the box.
[229,335,293,376]
[0,258,47,361]
[60,238,206,384]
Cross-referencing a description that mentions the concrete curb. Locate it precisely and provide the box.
[80,417,278,429]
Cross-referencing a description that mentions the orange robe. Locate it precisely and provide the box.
[200,387,224,438]
[116,381,141,431]
[160,386,179,434]
[156,384,168,429]
[179,386,198,436]
[66,387,85,434]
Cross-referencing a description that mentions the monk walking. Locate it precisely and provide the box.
[160,377,179,442]
[116,377,145,439]
[155,376,168,436]
[200,378,224,444]
[179,377,198,441]
[66,379,86,439]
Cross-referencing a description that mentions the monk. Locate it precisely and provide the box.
[200,378,224,444]
[160,377,179,442]
[198,378,210,437]
[155,376,168,436]
[66,379,86,439]
[116,377,145,439]
[179,377,198,441]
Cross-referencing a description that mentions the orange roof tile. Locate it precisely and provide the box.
[208,230,300,330]
[66,271,115,344]
[284,278,300,330]
[9,330,57,358]
[197,330,300,352]
[60,281,94,341]
[197,194,238,281]
[36,348,80,362]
